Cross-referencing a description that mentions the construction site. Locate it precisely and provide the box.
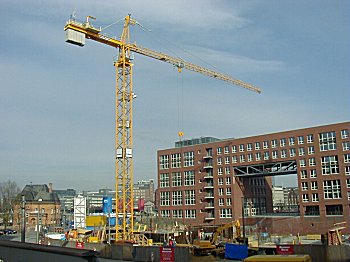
[1,7,350,262]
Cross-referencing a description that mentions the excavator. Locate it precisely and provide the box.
[193,220,242,256]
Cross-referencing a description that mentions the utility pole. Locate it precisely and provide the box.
[21,195,26,242]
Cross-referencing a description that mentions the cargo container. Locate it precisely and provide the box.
[86,215,106,227]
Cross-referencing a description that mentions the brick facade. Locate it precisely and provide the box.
[157,122,350,234]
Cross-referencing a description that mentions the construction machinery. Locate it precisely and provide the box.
[64,14,261,241]
[193,220,242,255]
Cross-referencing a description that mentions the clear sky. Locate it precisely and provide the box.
[0,0,349,191]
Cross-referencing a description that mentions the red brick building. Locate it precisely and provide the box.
[157,122,350,234]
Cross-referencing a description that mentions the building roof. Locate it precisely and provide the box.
[19,184,60,203]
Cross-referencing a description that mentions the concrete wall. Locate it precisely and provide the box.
[0,240,98,262]
[49,239,191,261]
[294,244,350,262]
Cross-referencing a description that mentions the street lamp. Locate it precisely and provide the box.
[36,198,42,244]
[21,195,26,242]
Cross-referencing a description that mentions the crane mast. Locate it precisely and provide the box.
[64,14,262,240]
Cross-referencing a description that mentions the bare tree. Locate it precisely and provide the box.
[0,180,20,228]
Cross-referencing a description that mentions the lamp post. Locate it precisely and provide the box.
[36,198,42,244]
[21,195,26,242]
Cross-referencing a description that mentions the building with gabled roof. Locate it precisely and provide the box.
[13,183,61,230]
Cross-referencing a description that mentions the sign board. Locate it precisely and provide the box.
[76,242,84,249]
[160,247,174,262]
[276,245,294,255]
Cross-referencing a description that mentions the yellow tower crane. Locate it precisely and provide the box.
[64,14,262,241]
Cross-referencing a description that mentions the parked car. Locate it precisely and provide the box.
[1,229,17,235]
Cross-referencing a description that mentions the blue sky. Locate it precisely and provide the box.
[0,0,349,191]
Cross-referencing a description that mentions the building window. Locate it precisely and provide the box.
[302,194,309,202]
[218,177,224,185]
[172,210,183,218]
[311,181,318,190]
[307,134,314,143]
[232,145,237,153]
[289,137,295,146]
[310,169,317,178]
[225,167,230,175]
[326,205,343,216]
[232,156,237,163]
[346,178,350,188]
[184,171,195,186]
[240,155,245,163]
[219,198,224,206]
[225,156,230,164]
[290,148,296,157]
[299,147,305,156]
[161,210,170,217]
[185,210,196,218]
[171,153,181,168]
[255,142,260,150]
[323,180,341,199]
[309,157,316,166]
[298,136,304,144]
[217,147,222,155]
[218,167,223,175]
[255,152,261,161]
[342,142,350,151]
[219,208,232,218]
[300,170,307,179]
[247,154,253,162]
[305,205,319,216]
[218,188,224,196]
[280,138,286,147]
[226,188,232,195]
[160,155,169,170]
[281,150,287,158]
[346,166,350,176]
[264,151,269,160]
[301,182,308,191]
[239,144,245,152]
[299,159,306,167]
[312,193,319,202]
[319,131,337,151]
[226,198,232,206]
[271,139,277,148]
[217,157,222,165]
[172,191,182,206]
[263,141,269,149]
[272,150,278,159]
[160,173,170,188]
[247,143,252,151]
[348,192,350,201]
[321,156,339,175]
[341,129,349,139]
[171,172,182,187]
[183,151,194,167]
[226,177,231,185]
[344,154,350,163]
[160,192,170,206]
[224,146,229,154]
[308,146,315,155]
[185,190,195,205]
